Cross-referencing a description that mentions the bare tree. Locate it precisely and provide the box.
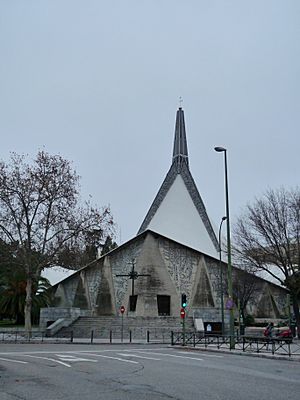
[234,187,300,337]
[0,151,114,332]
[232,263,260,323]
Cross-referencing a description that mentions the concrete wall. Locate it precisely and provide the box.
[47,231,288,325]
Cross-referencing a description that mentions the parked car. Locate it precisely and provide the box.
[275,327,292,338]
[263,324,293,338]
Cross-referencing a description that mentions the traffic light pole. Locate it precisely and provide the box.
[121,313,123,343]
[180,294,187,346]
[182,315,186,346]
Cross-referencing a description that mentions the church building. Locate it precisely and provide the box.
[41,108,288,333]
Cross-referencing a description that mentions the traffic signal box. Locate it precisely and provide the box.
[181,293,187,308]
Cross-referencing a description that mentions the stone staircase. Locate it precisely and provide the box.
[57,316,195,340]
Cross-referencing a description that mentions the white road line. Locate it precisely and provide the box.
[177,351,223,358]
[55,354,98,363]
[117,353,161,361]
[130,351,204,361]
[0,357,28,364]
[0,348,168,356]
[0,350,113,356]
[23,355,71,368]
[81,353,139,364]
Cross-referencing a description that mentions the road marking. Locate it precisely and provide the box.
[117,353,161,361]
[130,351,204,361]
[81,353,139,364]
[0,348,168,356]
[0,349,113,356]
[177,351,223,358]
[0,357,28,364]
[23,355,71,368]
[55,354,98,363]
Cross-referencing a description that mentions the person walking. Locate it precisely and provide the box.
[264,322,274,337]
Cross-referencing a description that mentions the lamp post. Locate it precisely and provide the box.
[218,216,227,336]
[214,146,235,349]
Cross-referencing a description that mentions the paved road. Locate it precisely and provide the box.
[0,343,299,400]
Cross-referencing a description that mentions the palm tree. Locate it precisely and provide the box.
[0,270,52,325]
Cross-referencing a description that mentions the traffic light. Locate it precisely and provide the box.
[181,293,187,308]
[180,308,186,319]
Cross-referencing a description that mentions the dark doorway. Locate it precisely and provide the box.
[129,295,138,312]
[157,295,170,316]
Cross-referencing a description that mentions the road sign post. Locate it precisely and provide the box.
[120,306,125,343]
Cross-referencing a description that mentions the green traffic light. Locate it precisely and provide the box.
[181,293,187,308]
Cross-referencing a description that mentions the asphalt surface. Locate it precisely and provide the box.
[0,343,299,400]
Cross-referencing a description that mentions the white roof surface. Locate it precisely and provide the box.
[147,174,219,258]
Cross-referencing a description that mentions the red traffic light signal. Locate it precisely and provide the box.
[180,308,185,319]
[120,305,125,314]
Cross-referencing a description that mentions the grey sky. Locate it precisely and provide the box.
[1,1,299,250]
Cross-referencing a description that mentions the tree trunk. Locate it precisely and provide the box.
[24,277,32,334]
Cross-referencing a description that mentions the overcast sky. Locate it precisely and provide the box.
[1,1,299,266]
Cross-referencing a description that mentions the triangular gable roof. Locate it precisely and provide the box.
[50,229,288,293]
[137,107,219,259]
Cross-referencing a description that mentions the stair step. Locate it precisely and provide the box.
[56,316,194,339]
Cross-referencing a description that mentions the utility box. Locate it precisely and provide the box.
[204,322,222,335]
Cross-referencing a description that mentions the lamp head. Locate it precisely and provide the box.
[214,146,227,152]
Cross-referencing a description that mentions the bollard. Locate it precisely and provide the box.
[171,331,174,346]
[70,330,73,343]
[110,330,112,344]
[147,330,150,343]
[91,330,94,344]
[129,330,132,343]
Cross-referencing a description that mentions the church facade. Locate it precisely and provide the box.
[41,108,288,330]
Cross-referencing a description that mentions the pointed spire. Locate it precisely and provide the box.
[172,107,189,171]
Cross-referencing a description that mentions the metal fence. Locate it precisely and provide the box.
[171,331,300,357]
[0,329,170,344]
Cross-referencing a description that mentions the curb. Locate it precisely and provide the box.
[176,345,300,362]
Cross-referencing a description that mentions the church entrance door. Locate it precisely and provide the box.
[157,295,170,316]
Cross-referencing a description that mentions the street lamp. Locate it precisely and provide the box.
[214,146,235,349]
[218,216,227,336]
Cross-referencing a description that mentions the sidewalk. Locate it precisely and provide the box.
[181,338,300,362]
[1,331,300,361]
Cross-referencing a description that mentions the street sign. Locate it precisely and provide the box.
[120,305,125,314]
[225,298,234,310]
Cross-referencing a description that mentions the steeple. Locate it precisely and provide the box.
[172,107,189,170]
[138,107,219,259]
